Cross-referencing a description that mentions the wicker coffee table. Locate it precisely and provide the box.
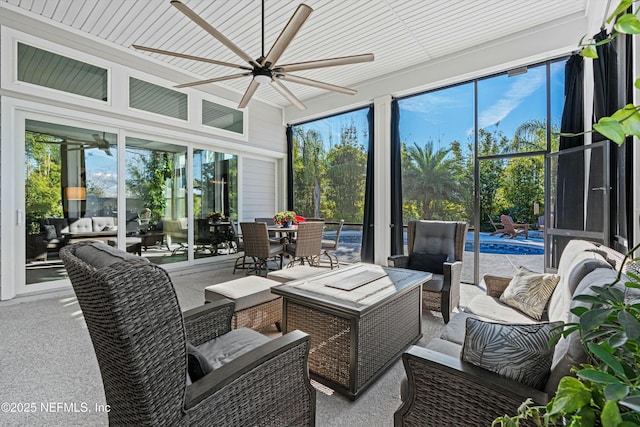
[271,263,430,399]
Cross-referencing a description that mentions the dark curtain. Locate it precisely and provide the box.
[587,30,618,234]
[390,100,404,255]
[360,106,375,263]
[286,125,294,211]
[553,54,584,266]
[556,54,585,225]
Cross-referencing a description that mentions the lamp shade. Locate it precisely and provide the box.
[66,187,87,201]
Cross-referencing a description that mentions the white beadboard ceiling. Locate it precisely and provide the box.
[2,0,589,109]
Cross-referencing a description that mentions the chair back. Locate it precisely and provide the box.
[323,219,345,250]
[230,219,244,250]
[291,221,324,257]
[254,217,276,226]
[407,220,467,262]
[241,222,272,258]
[60,241,186,425]
[500,214,517,232]
[195,218,212,244]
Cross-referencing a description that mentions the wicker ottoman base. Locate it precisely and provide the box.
[204,276,282,331]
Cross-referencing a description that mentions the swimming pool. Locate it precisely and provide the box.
[464,241,544,255]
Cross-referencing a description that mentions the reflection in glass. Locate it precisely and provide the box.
[193,149,238,259]
[25,120,117,284]
[125,138,187,264]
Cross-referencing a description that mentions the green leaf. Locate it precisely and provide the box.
[580,308,614,330]
[601,400,623,427]
[593,118,626,145]
[587,342,625,376]
[574,294,607,304]
[619,395,640,411]
[577,368,619,384]
[604,383,629,401]
[607,0,633,23]
[550,377,592,415]
[635,78,640,90]
[572,306,590,316]
[584,329,614,341]
[581,44,598,58]
[610,104,640,137]
[608,332,628,348]
[618,310,640,340]
[614,13,640,34]
[575,405,597,426]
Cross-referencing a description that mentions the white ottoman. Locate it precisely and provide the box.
[267,265,326,283]
[204,276,282,331]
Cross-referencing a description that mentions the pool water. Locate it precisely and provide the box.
[464,241,544,255]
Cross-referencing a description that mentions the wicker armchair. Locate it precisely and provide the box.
[238,222,284,275]
[388,220,468,323]
[60,241,315,426]
[284,221,324,267]
[394,346,547,426]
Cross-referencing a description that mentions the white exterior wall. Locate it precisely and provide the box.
[0,11,286,299]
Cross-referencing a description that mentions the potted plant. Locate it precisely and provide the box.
[274,210,297,228]
[208,211,225,223]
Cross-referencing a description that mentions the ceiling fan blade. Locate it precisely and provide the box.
[132,45,251,70]
[170,0,256,66]
[277,73,357,95]
[277,53,374,72]
[174,72,251,89]
[262,4,313,67]
[238,79,260,109]
[271,78,306,110]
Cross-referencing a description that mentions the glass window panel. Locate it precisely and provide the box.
[25,119,117,284]
[192,149,238,259]
[18,42,108,101]
[125,137,187,264]
[477,65,547,154]
[398,84,475,283]
[550,60,566,152]
[202,100,243,134]
[129,77,188,120]
[291,108,370,264]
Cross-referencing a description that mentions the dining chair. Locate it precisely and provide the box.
[284,222,324,268]
[230,219,246,272]
[255,217,280,242]
[238,222,284,275]
[319,219,344,269]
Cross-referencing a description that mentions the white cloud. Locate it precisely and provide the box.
[478,70,545,129]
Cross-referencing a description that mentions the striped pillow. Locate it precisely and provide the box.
[461,318,562,389]
[500,266,560,320]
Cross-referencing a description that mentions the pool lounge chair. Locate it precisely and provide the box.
[499,214,529,239]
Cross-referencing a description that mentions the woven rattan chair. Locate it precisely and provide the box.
[238,222,284,275]
[60,241,315,426]
[388,220,468,323]
[284,222,324,267]
[320,219,344,269]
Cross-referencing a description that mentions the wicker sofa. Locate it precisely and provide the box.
[394,240,624,426]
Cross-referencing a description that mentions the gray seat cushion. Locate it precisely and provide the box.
[422,274,445,292]
[196,327,271,370]
[425,338,462,358]
[463,294,538,324]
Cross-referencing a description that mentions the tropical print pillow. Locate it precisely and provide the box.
[461,318,563,389]
[499,266,560,320]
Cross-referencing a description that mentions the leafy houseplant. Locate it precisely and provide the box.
[274,211,297,227]
[208,211,225,223]
[493,244,640,426]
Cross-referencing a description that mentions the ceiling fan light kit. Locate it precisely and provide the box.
[134,0,374,109]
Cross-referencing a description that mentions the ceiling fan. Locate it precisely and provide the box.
[34,133,113,156]
[133,0,374,110]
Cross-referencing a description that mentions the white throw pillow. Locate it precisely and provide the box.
[500,266,560,320]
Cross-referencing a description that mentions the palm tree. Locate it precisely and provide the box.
[403,142,459,219]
